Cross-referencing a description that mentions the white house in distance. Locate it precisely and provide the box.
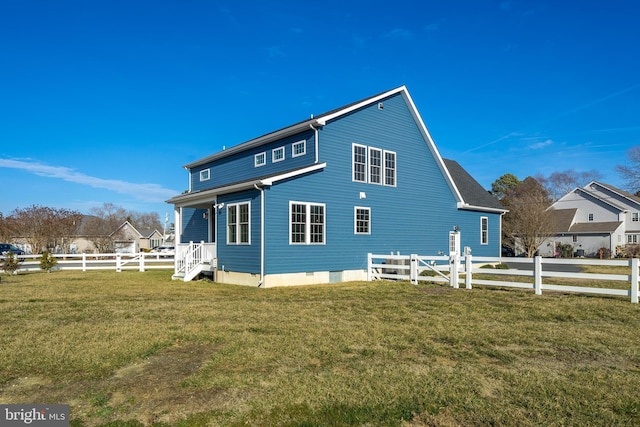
[540,181,640,258]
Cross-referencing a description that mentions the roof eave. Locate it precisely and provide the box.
[457,202,508,214]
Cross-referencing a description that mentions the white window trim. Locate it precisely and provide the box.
[292,140,306,158]
[289,201,326,245]
[354,206,371,235]
[352,143,368,183]
[588,213,594,222]
[383,150,397,187]
[272,146,285,163]
[199,168,210,181]
[369,148,382,185]
[227,202,251,245]
[255,152,266,167]
[480,216,488,245]
[633,212,639,222]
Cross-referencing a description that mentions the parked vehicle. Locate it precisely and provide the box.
[0,243,26,256]
[151,245,175,257]
[501,245,516,257]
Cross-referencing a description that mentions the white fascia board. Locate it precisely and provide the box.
[457,202,508,214]
[402,89,465,205]
[315,86,407,126]
[167,179,263,207]
[261,163,326,185]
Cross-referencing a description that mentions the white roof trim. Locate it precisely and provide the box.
[261,163,326,185]
[458,202,508,213]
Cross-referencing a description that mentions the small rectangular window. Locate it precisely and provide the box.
[633,212,639,222]
[272,146,285,163]
[255,152,266,167]
[480,217,488,245]
[199,168,210,181]
[292,140,306,157]
[353,144,367,182]
[572,235,578,243]
[355,207,371,234]
[588,213,594,222]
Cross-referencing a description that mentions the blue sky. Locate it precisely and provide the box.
[1,0,638,220]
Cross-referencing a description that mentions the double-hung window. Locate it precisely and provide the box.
[290,201,325,244]
[633,212,639,222]
[480,217,488,245]
[353,144,367,182]
[227,202,250,244]
[369,148,382,184]
[384,151,396,186]
[355,207,371,234]
[352,144,396,186]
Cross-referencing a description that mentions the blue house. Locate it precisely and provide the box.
[167,86,505,286]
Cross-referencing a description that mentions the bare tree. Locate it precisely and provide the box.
[84,203,129,253]
[501,177,556,257]
[616,146,640,193]
[9,205,82,254]
[536,169,602,201]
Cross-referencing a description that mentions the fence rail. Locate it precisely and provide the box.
[368,253,640,303]
[5,252,174,273]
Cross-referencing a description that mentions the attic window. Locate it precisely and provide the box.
[199,168,210,181]
[255,152,266,167]
[588,213,594,222]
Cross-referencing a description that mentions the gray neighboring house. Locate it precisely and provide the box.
[540,181,640,257]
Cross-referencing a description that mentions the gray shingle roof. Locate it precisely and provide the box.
[443,159,505,211]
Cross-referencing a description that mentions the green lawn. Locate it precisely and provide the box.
[1,270,639,426]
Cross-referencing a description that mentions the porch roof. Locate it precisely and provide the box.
[166,163,326,208]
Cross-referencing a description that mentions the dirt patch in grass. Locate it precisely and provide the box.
[0,341,245,426]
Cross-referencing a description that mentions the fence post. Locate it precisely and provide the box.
[534,256,542,295]
[82,253,87,272]
[367,253,372,281]
[631,258,639,304]
[450,254,459,288]
[465,254,472,289]
[410,254,418,285]
[139,252,145,272]
[116,253,122,273]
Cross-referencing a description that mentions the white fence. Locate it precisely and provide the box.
[7,252,174,273]
[368,253,640,303]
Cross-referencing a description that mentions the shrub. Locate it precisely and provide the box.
[1,252,20,276]
[556,243,574,258]
[39,251,58,273]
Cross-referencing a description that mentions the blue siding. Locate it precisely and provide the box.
[180,91,501,277]
[181,208,209,243]
[190,130,316,192]
[260,93,500,274]
[216,189,262,274]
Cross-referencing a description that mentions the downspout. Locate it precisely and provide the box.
[254,184,265,287]
[310,123,319,164]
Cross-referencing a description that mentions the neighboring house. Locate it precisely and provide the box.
[167,86,506,286]
[540,181,640,258]
[110,221,163,253]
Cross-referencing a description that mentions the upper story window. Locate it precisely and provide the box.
[384,151,396,187]
[633,212,639,222]
[369,148,382,185]
[272,146,285,163]
[588,213,594,222]
[255,152,266,167]
[353,144,367,182]
[292,140,306,158]
[352,144,396,187]
[199,168,210,181]
[480,216,488,245]
[227,202,251,245]
[290,201,325,245]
